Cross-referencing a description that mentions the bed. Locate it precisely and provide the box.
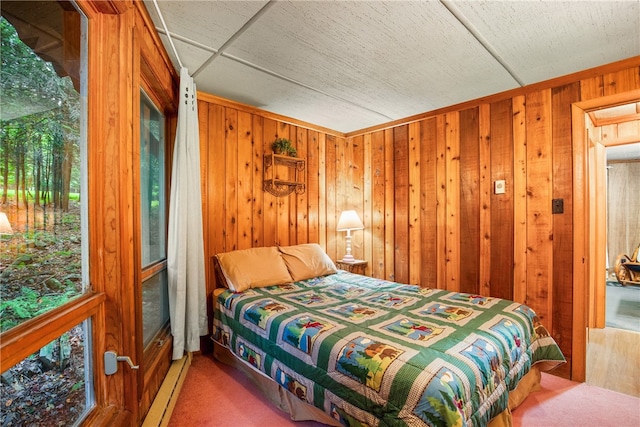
[211,244,565,427]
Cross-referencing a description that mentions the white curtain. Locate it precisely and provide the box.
[168,67,207,360]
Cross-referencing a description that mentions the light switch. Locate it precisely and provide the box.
[494,180,506,195]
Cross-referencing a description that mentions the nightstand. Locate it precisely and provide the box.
[335,259,368,275]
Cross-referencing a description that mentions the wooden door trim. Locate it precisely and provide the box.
[571,88,640,381]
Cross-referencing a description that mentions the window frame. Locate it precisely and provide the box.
[0,2,98,423]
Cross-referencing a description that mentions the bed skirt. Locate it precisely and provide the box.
[213,343,541,427]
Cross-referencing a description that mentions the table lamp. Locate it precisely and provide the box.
[336,210,364,262]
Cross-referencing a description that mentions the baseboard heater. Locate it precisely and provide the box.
[142,352,192,427]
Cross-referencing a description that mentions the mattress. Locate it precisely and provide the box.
[212,270,564,426]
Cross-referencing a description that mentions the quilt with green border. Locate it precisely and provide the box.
[213,271,565,427]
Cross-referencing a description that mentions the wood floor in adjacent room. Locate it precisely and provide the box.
[586,327,640,397]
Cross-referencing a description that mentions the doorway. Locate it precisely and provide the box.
[604,147,640,332]
[587,142,640,398]
[572,90,640,395]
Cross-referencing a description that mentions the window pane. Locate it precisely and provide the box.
[0,3,87,331]
[0,320,93,425]
[0,3,92,425]
[140,91,168,346]
[142,270,170,347]
[140,91,166,267]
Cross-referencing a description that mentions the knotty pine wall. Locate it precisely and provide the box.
[198,58,640,376]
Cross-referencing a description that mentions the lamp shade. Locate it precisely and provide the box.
[0,212,13,235]
[336,210,364,231]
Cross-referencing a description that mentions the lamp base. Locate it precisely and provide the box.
[341,254,355,263]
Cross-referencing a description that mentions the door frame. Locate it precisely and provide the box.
[571,88,640,381]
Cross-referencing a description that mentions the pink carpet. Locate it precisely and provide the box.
[169,354,640,427]
[511,371,640,426]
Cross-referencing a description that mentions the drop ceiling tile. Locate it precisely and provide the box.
[196,56,392,133]
[224,1,519,119]
[144,1,639,134]
[144,0,269,50]
[454,1,640,84]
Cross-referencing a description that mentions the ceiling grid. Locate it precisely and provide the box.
[144,0,640,133]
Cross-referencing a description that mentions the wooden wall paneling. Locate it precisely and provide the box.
[371,131,386,278]
[603,67,640,96]
[394,125,410,284]
[224,108,238,252]
[608,162,640,263]
[307,130,319,244]
[287,126,299,245]
[512,96,527,303]
[459,108,480,294]
[295,127,309,245]
[580,75,605,101]
[408,122,421,284]
[435,115,447,289]
[363,133,373,274]
[325,135,338,259]
[615,120,640,141]
[262,118,278,247]
[599,123,616,141]
[252,115,264,247]
[478,104,492,296]
[237,111,253,250]
[551,83,581,370]
[525,89,554,327]
[334,136,347,258]
[420,118,438,288]
[198,103,213,330]
[276,122,291,246]
[209,104,226,260]
[287,127,298,245]
[489,99,514,300]
[384,129,395,281]
[445,112,461,292]
[318,133,327,249]
[351,135,365,260]
[198,102,211,289]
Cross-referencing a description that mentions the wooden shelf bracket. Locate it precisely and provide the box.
[263,153,306,197]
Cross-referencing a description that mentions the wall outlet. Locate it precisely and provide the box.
[552,198,564,214]
[494,180,506,194]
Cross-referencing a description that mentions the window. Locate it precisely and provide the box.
[0,2,92,425]
[140,90,169,348]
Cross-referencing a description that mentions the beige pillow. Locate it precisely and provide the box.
[216,247,293,292]
[278,243,338,281]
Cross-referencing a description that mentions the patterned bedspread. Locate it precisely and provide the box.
[213,271,565,427]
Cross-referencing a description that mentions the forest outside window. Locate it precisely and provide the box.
[0,2,93,425]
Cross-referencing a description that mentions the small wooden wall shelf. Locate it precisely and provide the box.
[263,153,305,197]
